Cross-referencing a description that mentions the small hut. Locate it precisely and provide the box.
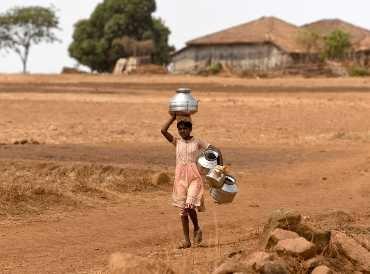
[171,17,306,74]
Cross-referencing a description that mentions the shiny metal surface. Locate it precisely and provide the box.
[196,148,220,175]
[206,167,225,189]
[209,175,238,204]
[169,88,198,115]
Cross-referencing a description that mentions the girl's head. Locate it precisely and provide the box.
[177,120,192,139]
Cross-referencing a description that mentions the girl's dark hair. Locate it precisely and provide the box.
[177,120,192,129]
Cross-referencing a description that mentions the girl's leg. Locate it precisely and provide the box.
[188,208,202,244]
[179,208,191,248]
[188,208,199,231]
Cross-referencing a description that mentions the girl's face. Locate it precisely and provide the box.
[178,124,192,140]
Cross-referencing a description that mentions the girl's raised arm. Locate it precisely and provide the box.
[209,145,224,166]
[161,114,176,143]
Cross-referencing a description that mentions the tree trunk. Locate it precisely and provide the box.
[22,58,27,74]
[22,45,30,74]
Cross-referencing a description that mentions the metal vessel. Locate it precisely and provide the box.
[169,88,198,115]
[197,148,219,175]
[206,165,226,189]
[209,175,238,204]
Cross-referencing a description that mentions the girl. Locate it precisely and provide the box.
[161,114,222,249]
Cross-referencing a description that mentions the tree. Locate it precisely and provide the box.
[0,6,59,73]
[69,0,173,72]
[324,30,351,60]
[297,30,323,61]
[113,36,154,57]
[149,18,174,65]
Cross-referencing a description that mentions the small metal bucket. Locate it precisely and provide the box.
[206,167,225,189]
[209,175,238,204]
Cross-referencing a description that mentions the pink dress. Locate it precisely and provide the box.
[172,137,209,210]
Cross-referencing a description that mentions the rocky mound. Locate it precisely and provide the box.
[98,209,370,274]
[212,208,370,274]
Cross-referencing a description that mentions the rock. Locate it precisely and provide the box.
[292,224,331,252]
[61,66,86,74]
[244,251,274,271]
[352,233,370,251]
[48,125,58,131]
[107,252,174,274]
[29,138,40,145]
[152,172,171,186]
[331,231,370,272]
[212,259,254,274]
[303,256,327,271]
[274,237,316,259]
[260,208,302,248]
[311,265,333,274]
[266,229,299,249]
[260,261,290,274]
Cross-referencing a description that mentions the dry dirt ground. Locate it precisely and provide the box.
[0,74,370,273]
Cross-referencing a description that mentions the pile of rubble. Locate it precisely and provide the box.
[100,208,370,274]
[213,208,370,274]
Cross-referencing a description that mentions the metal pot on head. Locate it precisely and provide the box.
[169,88,198,115]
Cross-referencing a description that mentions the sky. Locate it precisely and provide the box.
[0,0,369,73]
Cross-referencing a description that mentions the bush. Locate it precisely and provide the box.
[324,30,352,60]
[349,66,370,77]
[207,63,223,74]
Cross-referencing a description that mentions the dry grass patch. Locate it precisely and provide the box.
[0,160,172,218]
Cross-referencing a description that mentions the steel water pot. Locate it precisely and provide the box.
[209,175,238,204]
[205,165,226,189]
[169,88,198,115]
[197,148,219,175]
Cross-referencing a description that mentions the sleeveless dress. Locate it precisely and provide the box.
[172,137,209,210]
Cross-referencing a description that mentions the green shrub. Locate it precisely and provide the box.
[324,30,352,60]
[349,66,370,77]
[207,63,223,74]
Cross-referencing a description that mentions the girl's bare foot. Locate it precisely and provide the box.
[177,240,191,249]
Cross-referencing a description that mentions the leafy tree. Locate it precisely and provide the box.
[324,30,351,60]
[113,36,154,57]
[149,18,174,65]
[69,0,173,72]
[0,6,59,73]
[297,30,323,63]
[297,30,322,53]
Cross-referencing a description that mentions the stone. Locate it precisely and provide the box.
[113,58,128,74]
[292,224,331,252]
[266,229,300,249]
[311,265,333,274]
[260,261,290,274]
[48,125,58,131]
[331,231,370,272]
[303,256,327,271]
[260,208,302,248]
[352,233,370,251]
[152,172,171,186]
[274,237,316,259]
[212,259,254,274]
[244,251,274,271]
[107,252,174,274]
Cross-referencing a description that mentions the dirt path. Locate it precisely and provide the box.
[1,75,370,273]
[1,143,369,273]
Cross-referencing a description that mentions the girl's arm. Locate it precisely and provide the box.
[209,145,223,165]
[161,114,176,143]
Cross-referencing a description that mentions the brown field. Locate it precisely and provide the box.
[1,74,370,273]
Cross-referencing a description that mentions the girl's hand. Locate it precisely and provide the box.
[161,114,176,143]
